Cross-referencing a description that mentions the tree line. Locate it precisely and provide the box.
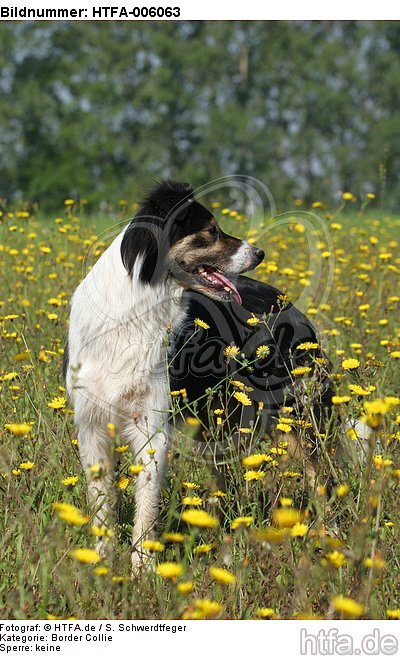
[0,21,399,210]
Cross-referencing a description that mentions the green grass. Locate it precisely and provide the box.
[0,200,399,619]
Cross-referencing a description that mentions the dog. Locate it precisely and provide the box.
[64,180,368,565]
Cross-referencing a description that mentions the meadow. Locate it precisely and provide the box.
[0,194,399,620]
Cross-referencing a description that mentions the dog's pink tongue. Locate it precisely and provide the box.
[209,271,242,305]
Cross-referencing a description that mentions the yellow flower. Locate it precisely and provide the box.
[182,481,200,490]
[387,610,400,619]
[332,396,351,405]
[247,316,259,326]
[2,372,18,381]
[231,516,253,530]
[296,342,319,350]
[62,476,79,487]
[194,599,222,617]
[255,344,270,359]
[342,358,360,370]
[233,391,252,406]
[276,422,292,432]
[94,566,109,576]
[186,416,201,427]
[364,555,386,570]
[163,532,185,543]
[326,550,347,568]
[348,383,375,396]
[194,318,210,330]
[4,423,32,436]
[129,464,144,475]
[182,496,202,506]
[47,396,66,409]
[342,192,356,201]
[194,543,214,554]
[332,595,364,618]
[19,461,34,470]
[209,567,236,585]
[291,523,308,537]
[242,453,269,468]
[177,581,194,594]
[156,562,184,579]
[117,476,130,490]
[291,366,312,376]
[272,508,304,528]
[91,525,113,538]
[70,548,101,564]
[223,345,241,359]
[256,607,277,618]
[141,540,165,553]
[53,502,89,526]
[181,509,219,528]
[390,351,400,359]
[363,398,391,428]
[336,484,349,497]
[244,470,265,481]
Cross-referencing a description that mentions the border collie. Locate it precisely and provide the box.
[64,180,367,566]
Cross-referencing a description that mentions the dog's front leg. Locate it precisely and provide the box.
[124,418,170,570]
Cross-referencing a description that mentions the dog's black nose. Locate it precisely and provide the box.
[254,248,265,263]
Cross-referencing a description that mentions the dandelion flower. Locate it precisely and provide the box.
[332,595,364,618]
[156,562,184,579]
[177,581,194,594]
[223,345,240,359]
[296,342,319,351]
[182,509,219,528]
[194,318,210,330]
[231,516,253,530]
[342,358,360,371]
[129,464,144,475]
[291,366,312,376]
[244,470,265,481]
[326,550,347,568]
[256,608,277,618]
[53,502,89,526]
[233,391,252,406]
[4,423,32,436]
[62,476,79,487]
[19,461,34,471]
[182,496,202,506]
[70,548,101,564]
[255,344,270,359]
[272,508,303,528]
[194,599,222,617]
[336,484,349,497]
[209,567,236,585]
[48,396,66,409]
[242,453,269,468]
[141,540,165,553]
[194,543,214,554]
[291,523,308,537]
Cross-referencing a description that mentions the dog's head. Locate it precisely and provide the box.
[121,180,264,305]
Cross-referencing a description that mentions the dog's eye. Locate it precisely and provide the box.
[208,225,218,237]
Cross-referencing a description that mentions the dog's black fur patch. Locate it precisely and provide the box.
[170,275,334,433]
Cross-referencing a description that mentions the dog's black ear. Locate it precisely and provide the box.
[121,221,163,283]
[121,180,196,283]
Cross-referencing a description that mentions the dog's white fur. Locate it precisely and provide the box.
[66,228,188,563]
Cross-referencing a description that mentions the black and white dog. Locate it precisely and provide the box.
[64,180,367,565]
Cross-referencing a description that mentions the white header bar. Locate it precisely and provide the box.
[0,0,399,20]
